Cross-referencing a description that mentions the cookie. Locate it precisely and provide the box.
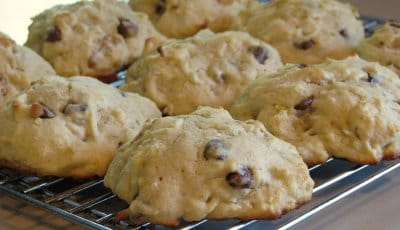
[104,107,313,226]
[121,29,283,115]
[230,56,400,165]
[357,22,400,75]
[25,0,165,81]
[233,0,364,64]
[0,32,55,110]
[129,0,251,38]
[0,76,161,178]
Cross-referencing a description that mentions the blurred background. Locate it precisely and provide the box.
[0,0,398,44]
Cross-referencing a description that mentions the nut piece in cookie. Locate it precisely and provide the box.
[104,107,313,226]
[230,56,400,165]
[121,30,282,115]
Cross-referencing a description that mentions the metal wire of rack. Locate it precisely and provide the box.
[0,16,393,230]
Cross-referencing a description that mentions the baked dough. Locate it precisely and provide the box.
[25,0,165,80]
[233,0,364,64]
[121,30,282,115]
[104,107,313,226]
[357,22,400,75]
[0,32,55,110]
[0,76,161,178]
[230,56,400,165]
[129,0,251,38]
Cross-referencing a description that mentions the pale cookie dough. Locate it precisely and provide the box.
[230,56,400,165]
[0,76,161,178]
[25,0,165,80]
[104,107,313,226]
[121,30,282,115]
[129,0,252,39]
[233,0,364,64]
[357,22,400,75]
[0,32,55,110]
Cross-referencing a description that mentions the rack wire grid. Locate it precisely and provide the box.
[0,16,393,230]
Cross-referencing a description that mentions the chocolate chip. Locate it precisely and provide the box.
[294,96,314,110]
[298,64,308,69]
[46,26,62,42]
[249,46,269,64]
[120,91,126,98]
[155,0,166,15]
[31,103,55,119]
[204,139,228,160]
[294,39,315,50]
[157,46,164,57]
[367,73,380,83]
[226,167,253,189]
[339,29,349,39]
[64,103,88,114]
[117,18,138,38]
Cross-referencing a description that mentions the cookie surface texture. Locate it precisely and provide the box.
[230,56,400,165]
[357,22,400,75]
[130,0,251,38]
[0,76,161,178]
[104,107,313,226]
[0,32,55,110]
[25,0,165,80]
[121,30,282,115]
[233,0,364,64]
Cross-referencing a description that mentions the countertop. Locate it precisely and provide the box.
[0,0,399,229]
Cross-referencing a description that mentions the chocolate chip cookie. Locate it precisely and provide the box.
[104,107,313,226]
[357,22,400,75]
[129,0,252,38]
[25,0,165,80]
[230,56,400,165]
[0,76,161,178]
[0,32,55,110]
[233,0,364,64]
[121,30,282,115]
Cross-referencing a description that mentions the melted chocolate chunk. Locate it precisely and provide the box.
[157,46,165,57]
[31,103,55,119]
[294,96,314,110]
[298,64,308,69]
[226,167,253,189]
[249,46,269,64]
[155,0,167,15]
[367,73,380,83]
[117,18,138,38]
[204,139,228,160]
[339,29,349,39]
[64,103,88,114]
[294,39,315,50]
[46,26,62,42]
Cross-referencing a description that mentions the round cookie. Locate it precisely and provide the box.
[0,76,161,178]
[357,22,400,75]
[121,30,283,115]
[25,0,166,80]
[233,0,364,64]
[230,56,400,165]
[104,107,314,226]
[129,0,251,39]
[0,32,55,110]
